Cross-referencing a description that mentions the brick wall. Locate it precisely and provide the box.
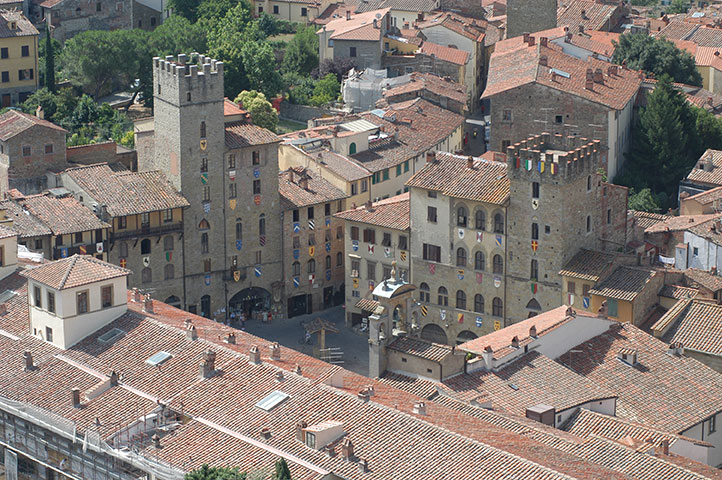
[66,142,118,166]
[1,124,67,195]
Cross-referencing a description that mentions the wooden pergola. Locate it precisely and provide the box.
[304,317,340,351]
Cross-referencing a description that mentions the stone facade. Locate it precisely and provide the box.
[505,134,603,322]
[34,0,133,43]
[145,54,284,320]
[506,0,557,39]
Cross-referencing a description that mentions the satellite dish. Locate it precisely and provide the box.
[375,13,382,19]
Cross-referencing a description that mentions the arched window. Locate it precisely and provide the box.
[142,267,152,283]
[292,261,300,275]
[307,259,316,273]
[199,218,210,230]
[164,236,174,251]
[475,251,485,271]
[457,206,468,227]
[336,251,343,266]
[474,294,484,313]
[325,255,331,270]
[201,233,209,253]
[494,213,504,234]
[456,247,467,267]
[492,297,503,317]
[119,241,128,258]
[259,214,266,236]
[141,239,151,255]
[438,286,448,306]
[493,254,503,274]
[419,282,430,302]
[200,121,206,138]
[456,290,466,310]
[235,219,242,240]
[475,209,486,230]
[531,259,538,279]
[164,264,174,280]
[349,142,357,155]
[531,223,539,240]
[201,295,210,318]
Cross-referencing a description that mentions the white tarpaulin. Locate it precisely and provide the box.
[659,255,675,265]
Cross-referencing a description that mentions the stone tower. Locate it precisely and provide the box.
[506,0,557,39]
[504,133,600,321]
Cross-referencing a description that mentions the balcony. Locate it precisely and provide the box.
[111,222,183,241]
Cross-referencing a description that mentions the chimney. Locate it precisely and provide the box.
[660,439,670,455]
[618,348,637,365]
[593,68,604,84]
[346,10,351,20]
[529,325,537,338]
[260,427,271,439]
[540,37,548,47]
[364,200,373,211]
[365,385,375,396]
[23,351,34,371]
[294,364,302,375]
[143,294,153,313]
[597,300,608,318]
[275,371,284,382]
[72,388,81,408]
[709,96,714,106]
[539,55,548,66]
[528,36,535,46]
[566,306,576,317]
[359,459,368,473]
[551,71,557,82]
[299,176,309,190]
[426,151,436,163]
[417,12,424,22]
[580,9,587,19]
[201,349,216,379]
[341,438,354,460]
[412,401,426,415]
[152,433,161,449]
[132,288,142,303]
[226,332,236,344]
[566,32,572,42]
[373,18,378,28]
[109,370,119,387]
[585,78,594,90]
[249,344,261,364]
[186,324,198,341]
[467,156,475,169]
[511,336,519,348]
[403,21,409,28]
[35,105,44,120]
[357,389,370,402]
[270,342,281,359]
[523,32,530,43]
[579,24,585,34]
[482,345,494,370]
[295,421,308,441]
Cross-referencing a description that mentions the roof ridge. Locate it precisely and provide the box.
[58,255,80,289]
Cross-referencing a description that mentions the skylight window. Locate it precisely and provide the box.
[256,390,290,411]
[145,351,172,367]
[98,328,125,344]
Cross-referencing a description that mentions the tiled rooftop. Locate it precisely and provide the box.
[557,0,624,33]
[644,214,721,233]
[0,110,66,141]
[405,151,509,204]
[652,299,722,356]
[334,192,409,230]
[589,266,657,302]
[0,10,38,38]
[63,163,189,217]
[483,43,642,111]
[382,72,468,104]
[415,11,486,42]
[225,121,280,149]
[629,210,672,230]
[17,193,110,235]
[686,149,722,187]
[20,254,131,289]
[386,336,454,362]
[323,8,390,41]
[559,249,616,282]
[658,284,699,300]
[278,167,347,209]
[0,200,52,238]
[684,268,722,291]
[417,42,470,66]
[558,322,722,434]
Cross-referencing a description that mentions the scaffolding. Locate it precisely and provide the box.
[342,68,411,112]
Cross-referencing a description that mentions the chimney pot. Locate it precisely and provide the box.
[540,36,548,47]
[365,385,375,396]
[142,294,153,314]
[341,438,354,460]
[523,32,530,43]
[346,10,351,20]
[260,427,271,439]
[359,459,368,473]
[426,151,436,163]
[528,36,535,46]
[529,325,537,338]
[152,433,161,449]
[249,344,261,364]
[412,401,426,415]
[23,351,34,371]
[275,371,284,381]
[109,370,119,387]
[294,364,302,375]
[660,439,669,455]
[579,24,585,33]
[186,324,198,341]
[226,332,236,344]
[132,288,142,303]
[358,390,370,402]
[467,156,475,169]
[270,342,281,359]
[72,388,81,408]
[511,336,519,348]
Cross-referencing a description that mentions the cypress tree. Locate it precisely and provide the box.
[45,25,55,93]
[273,458,292,480]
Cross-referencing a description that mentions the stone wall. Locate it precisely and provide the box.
[279,101,329,124]
[506,0,557,39]
[1,124,67,195]
[66,141,118,166]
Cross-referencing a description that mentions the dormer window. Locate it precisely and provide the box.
[305,432,316,449]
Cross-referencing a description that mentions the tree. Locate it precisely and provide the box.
[234,90,278,132]
[283,72,315,105]
[694,105,722,152]
[197,0,244,24]
[149,15,207,56]
[167,0,202,22]
[612,33,702,86]
[314,57,356,82]
[667,0,689,14]
[185,464,247,480]
[241,41,282,98]
[44,26,56,93]
[21,88,59,120]
[272,459,291,480]
[281,25,319,76]
[628,188,660,213]
[207,2,255,97]
[310,73,340,106]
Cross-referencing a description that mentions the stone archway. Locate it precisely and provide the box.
[164,295,181,308]
[229,287,271,317]
[456,330,478,345]
[421,323,448,344]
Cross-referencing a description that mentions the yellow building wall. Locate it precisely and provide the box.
[386,36,418,54]
[590,294,633,323]
[699,65,712,91]
[562,277,595,312]
[0,32,39,102]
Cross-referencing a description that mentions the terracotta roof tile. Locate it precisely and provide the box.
[0,200,52,238]
[354,297,380,311]
[0,224,17,239]
[0,110,66,141]
[20,254,131,289]
[0,10,38,38]
[63,163,189,217]
[323,8,390,41]
[559,249,616,282]
[17,193,110,235]
[685,268,722,291]
[557,0,624,33]
[334,192,409,230]
[278,167,347,209]
[685,185,722,206]
[483,44,642,110]
[386,336,453,362]
[350,137,416,172]
[382,72,468,103]
[418,42,470,65]
[415,12,487,42]
[589,266,657,302]
[629,210,671,230]
[644,213,721,233]
[651,299,722,356]
[559,322,722,433]
[686,149,722,187]
[658,284,699,300]
[406,151,509,204]
[225,122,280,149]
[378,372,441,398]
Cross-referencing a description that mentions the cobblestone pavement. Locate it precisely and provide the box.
[243,306,371,376]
